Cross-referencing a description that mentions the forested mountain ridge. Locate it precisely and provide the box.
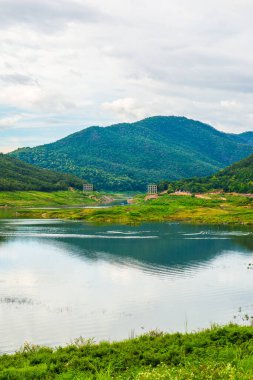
[160,153,253,194]
[9,116,253,191]
[0,154,83,191]
[228,131,253,145]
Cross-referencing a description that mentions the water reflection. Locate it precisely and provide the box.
[0,219,252,353]
[1,220,251,274]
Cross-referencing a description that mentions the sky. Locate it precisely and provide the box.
[1,0,253,152]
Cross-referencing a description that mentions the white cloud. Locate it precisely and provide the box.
[0,0,106,31]
[102,98,148,122]
[1,0,253,151]
[0,114,23,129]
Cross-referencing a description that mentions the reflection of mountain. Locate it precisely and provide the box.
[37,223,253,273]
[0,220,16,245]
[0,236,7,245]
[1,221,252,275]
[232,235,253,252]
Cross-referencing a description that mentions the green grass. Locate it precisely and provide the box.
[15,193,253,225]
[1,325,253,379]
[0,191,125,208]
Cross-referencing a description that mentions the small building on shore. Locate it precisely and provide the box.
[83,183,93,192]
[147,184,158,194]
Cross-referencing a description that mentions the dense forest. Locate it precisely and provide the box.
[0,154,83,191]
[9,116,253,191]
[159,153,253,193]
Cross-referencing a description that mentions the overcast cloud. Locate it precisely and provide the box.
[0,0,253,152]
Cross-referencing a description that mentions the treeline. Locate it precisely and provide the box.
[0,154,83,191]
[10,116,253,191]
[158,153,253,194]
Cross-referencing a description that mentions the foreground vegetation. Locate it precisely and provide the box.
[15,193,253,225]
[1,325,253,379]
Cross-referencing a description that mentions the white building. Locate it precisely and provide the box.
[83,183,93,192]
[147,184,158,194]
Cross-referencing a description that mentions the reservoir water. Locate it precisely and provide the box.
[0,219,253,353]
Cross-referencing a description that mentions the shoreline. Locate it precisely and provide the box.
[1,192,253,378]
[1,324,253,379]
[0,191,253,225]
[12,196,253,226]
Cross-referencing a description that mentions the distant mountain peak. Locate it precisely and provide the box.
[9,116,253,191]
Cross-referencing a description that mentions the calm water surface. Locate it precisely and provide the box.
[0,219,253,353]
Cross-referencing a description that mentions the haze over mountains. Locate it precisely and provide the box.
[10,116,253,191]
[0,154,83,191]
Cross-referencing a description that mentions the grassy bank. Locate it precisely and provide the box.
[16,193,253,225]
[1,325,253,379]
[0,191,125,209]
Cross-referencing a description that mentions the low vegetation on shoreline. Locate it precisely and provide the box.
[0,190,126,209]
[8,192,253,225]
[1,325,253,379]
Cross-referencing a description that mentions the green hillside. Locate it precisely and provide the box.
[161,153,253,193]
[9,116,253,191]
[0,154,83,191]
[228,131,253,145]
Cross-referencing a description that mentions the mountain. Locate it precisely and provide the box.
[228,131,253,145]
[237,132,253,145]
[160,153,253,194]
[9,116,253,191]
[0,154,83,191]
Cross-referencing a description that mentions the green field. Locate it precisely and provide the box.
[0,190,127,209]
[1,325,253,379]
[11,192,253,225]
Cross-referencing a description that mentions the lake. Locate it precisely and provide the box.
[0,219,253,353]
